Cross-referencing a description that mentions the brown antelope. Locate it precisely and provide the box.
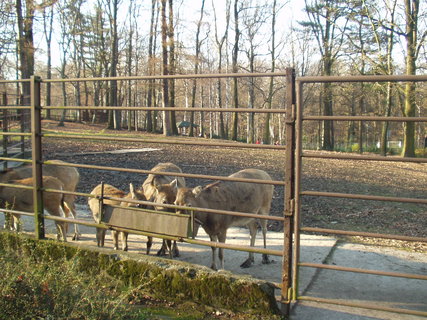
[88,183,146,251]
[175,168,274,270]
[0,160,81,240]
[150,179,181,258]
[142,162,185,257]
[0,176,68,241]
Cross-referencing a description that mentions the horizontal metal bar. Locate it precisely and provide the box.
[298,74,427,83]
[0,132,32,137]
[300,190,427,204]
[0,106,31,110]
[42,72,288,83]
[299,262,427,280]
[0,157,32,164]
[303,115,427,122]
[43,215,109,230]
[183,237,283,257]
[297,296,427,317]
[43,160,286,186]
[0,208,34,217]
[44,106,287,114]
[0,182,34,190]
[0,79,31,84]
[300,227,427,243]
[302,152,427,163]
[78,191,285,223]
[42,133,286,151]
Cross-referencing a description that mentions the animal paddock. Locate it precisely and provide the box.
[0,72,427,317]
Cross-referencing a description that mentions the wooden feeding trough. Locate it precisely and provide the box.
[101,205,194,239]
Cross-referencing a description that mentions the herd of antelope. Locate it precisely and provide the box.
[0,161,274,270]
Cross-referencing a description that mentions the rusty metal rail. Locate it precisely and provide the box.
[299,262,427,281]
[300,190,427,204]
[302,151,427,163]
[43,132,286,151]
[42,160,287,186]
[301,227,427,243]
[297,296,427,318]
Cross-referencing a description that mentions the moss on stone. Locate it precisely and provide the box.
[0,231,280,315]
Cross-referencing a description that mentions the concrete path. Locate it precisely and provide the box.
[1,207,426,320]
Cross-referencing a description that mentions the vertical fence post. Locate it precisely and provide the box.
[281,68,296,314]
[2,92,8,170]
[31,76,45,240]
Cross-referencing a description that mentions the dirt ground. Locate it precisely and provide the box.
[40,120,427,252]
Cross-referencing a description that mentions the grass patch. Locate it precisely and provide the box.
[0,249,149,320]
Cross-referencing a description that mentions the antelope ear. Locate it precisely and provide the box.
[192,186,203,198]
[129,183,136,199]
[170,179,178,189]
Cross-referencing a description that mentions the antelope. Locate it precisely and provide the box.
[142,162,185,257]
[88,183,146,251]
[175,168,274,270]
[0,176,68,241]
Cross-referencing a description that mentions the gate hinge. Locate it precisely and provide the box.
[285,104,296,124]
[284,198,295,217]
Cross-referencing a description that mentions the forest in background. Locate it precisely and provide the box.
[0,0,426,156]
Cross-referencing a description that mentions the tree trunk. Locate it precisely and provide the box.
[168,0,178,135]
[161,0,171,136]
[231,0,240,141]
[263,0,276,145]
[402,0,418,157]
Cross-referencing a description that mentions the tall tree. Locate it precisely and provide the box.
[241,1,267,144]
[16,0,35,109]
[212,0,231,139]
[189,0,206,137]
[263,0,277,145]
[302,0,349,150]
[161,0,172,136]
[168,0,178,135]
[146,0,157,132]
[231,0,241,141]
[42,4,54,119]
[106,0,121,130]
[401,0,425,157]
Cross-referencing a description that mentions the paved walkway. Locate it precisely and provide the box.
[1,208,426,319]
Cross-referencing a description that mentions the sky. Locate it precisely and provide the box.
[35,0,307,70]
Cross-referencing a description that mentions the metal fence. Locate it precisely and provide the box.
[0,72,426,317]
[293,74,427,317]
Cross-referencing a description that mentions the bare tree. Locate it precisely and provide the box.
[106,0,121,130]
[189,0,206,137]
[231,0,241,141]
[302,0,350,150]
[212,0,231,139]
[401,0,425,157]
[161,0,172,136]
[42,4,54,119]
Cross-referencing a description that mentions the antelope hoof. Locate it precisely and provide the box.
[262,254,271,265]
[173,248,180,258]
[156,248,167,256]
[72,233,80,241]
[240,258,253,268]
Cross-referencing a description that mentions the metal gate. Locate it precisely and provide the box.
[0,72,426,317]
[292,74,427,317]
